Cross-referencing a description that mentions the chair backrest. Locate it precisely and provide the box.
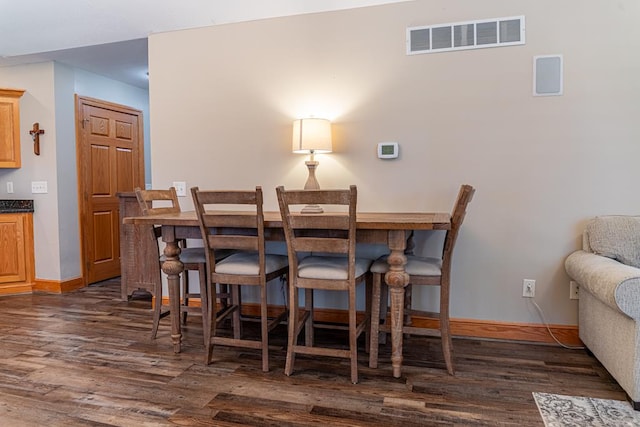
[191,186,266,280]
[276,185,358,286]
[134,187,181,240]
[441,184,475,273]
[134,187,181,215]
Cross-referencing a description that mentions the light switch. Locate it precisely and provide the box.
[172,181,186,197]
[31,181,48,194]
[6,182,13,193]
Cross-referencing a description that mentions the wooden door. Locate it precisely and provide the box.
[76,96,144,285]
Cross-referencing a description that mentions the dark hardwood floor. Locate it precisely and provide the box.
[0,278,626,426]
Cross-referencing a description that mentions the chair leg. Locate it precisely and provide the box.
[260,284,269,372]
[181,270,189,325]
[379,281,388,345]
[231,284,242,339]
[198,265,207,347]
[304,288,314,347]
[204,281,215,365]
[440,282,454,375]
[349,285,358,384]
[364,273,372,354]
[151,282,163,340]
[369,272,382,368]
[441,314,454,375]
[285,285,299,377]
[218,283,230,310]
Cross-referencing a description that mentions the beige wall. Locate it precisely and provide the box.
[148,0,640,324]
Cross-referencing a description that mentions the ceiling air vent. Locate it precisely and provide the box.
[407,16,525,55]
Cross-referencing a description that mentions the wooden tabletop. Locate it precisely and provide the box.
[123,210,451,231]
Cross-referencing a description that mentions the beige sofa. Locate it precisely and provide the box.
[565,215,640,409]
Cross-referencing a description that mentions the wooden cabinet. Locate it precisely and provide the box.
[0,213,35,294]
[0,88,25,168]
[118,192,160,300]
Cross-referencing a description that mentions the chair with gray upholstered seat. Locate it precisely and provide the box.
[276,185,371,384]
[368,184,475,375]
[134,187,208,340]
[191,186,288,371]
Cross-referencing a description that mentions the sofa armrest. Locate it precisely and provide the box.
[566,250,640,319]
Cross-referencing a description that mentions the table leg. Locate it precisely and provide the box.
[385,230,410,378]
[161,226,183,353]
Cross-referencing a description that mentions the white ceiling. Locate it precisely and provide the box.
[0,0,408,89]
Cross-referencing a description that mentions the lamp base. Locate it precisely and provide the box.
[301,159,324,213]
[301,204,323,214]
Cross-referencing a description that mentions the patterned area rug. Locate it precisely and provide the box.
[533,392,640,426]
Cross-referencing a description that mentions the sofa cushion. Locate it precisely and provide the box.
[587,216,640,268]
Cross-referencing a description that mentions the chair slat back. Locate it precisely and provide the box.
[277,185,358,281]
[135,187,181,215]
[279,189,353,206]
[191,187,265,273]
[293,237,349,254]
[207,234,259,251]
[441,184,475,272]
[134,187,181,239]
[288,215,350,230]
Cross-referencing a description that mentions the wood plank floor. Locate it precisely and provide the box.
[0,278,626,426]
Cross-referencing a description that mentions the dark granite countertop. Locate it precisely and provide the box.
[0,199,34,213]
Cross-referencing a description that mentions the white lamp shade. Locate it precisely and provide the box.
[292,118,332,154]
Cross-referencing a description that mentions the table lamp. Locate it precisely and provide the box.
[292,118,332,213]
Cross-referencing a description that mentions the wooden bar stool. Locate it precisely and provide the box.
[277,185,371,384]
[134,187,208,340]
[368,184,475,375]
[191,186,288,372]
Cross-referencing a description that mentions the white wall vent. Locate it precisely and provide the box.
[407,16,525,55]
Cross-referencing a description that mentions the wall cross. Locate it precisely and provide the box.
[29,122,45,155]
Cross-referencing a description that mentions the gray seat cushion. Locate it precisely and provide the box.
[298,255,371,280]
[214,251,288,275]
[370,255,442,276]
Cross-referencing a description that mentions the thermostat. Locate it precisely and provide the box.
[377,142,398,159]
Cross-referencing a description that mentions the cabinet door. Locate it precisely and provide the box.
[0,214,27,283]
[0,89,25,168]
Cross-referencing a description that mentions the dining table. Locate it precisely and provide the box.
[122,210,451,378]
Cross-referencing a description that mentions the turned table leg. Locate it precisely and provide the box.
[161,226,184,353]
[385,230,410,378]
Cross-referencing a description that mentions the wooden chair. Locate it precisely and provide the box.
[368,184,475,375]
[191,186,288,372]
[134,187,207,340]
[276,185,371,384]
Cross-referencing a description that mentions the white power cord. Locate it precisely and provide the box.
[530,299,585,350]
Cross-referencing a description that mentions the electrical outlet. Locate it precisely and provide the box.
[172,181,186,197]
[6,181,13,193]
[523,279,535,298]
[570,281,579,300]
